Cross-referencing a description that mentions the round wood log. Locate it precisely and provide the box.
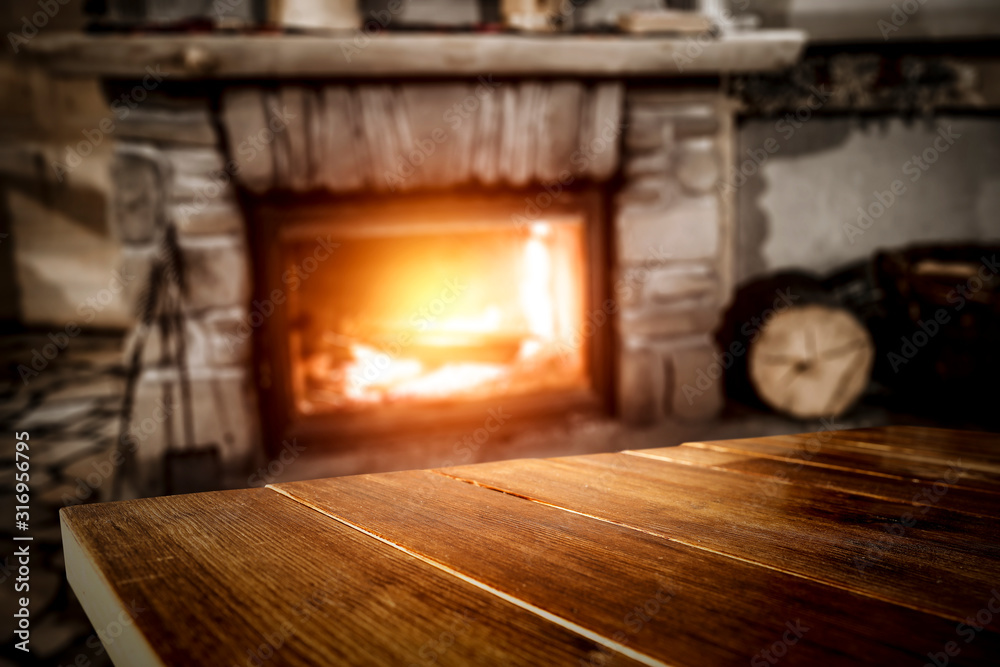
[747,304,874,419]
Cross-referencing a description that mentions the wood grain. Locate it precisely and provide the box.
[25,32,807,79]
[60,488,645,666]
[62,427,1000,666]
[441,451,1000,629]
[632,444,1000,519]
[687,431,1000,494]
[272,470,1000,666]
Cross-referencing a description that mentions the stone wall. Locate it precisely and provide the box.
[103,81,735,492]
[110,94,258,495]
[615,90,733,424]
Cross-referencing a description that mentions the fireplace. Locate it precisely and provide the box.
[41,49,775,484]
[249,189,611,456]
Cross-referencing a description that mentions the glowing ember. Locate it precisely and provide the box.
[296,219,586,412]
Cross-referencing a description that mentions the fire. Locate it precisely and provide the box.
[299,220,585,412]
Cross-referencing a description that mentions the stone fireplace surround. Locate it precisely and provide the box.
[30,32,805,493]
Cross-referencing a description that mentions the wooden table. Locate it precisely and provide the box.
[61,426,1000,666]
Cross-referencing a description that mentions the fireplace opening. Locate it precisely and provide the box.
[249,190,611,456]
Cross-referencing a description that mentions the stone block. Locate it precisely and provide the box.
[163,146,230,201]
[624,110,672,152]
[618,345,664,426]
[619,302,720,339]
[676,137,719,194]
[117,104,218,146]
[110,143,167,244]
[616,174,679,207]
[628,94,721,139]
[171,197,244,236]
[623,150,671,179]
[617,194,720,264]
[119,244,157,320]
[123,306,251,370]
[178,236,251,312]
[665,335,725,421]
[128,366,258,495]
[646,263,719,303]
[220,87,274,193]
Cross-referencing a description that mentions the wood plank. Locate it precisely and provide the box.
[25,31,807,79]
[820,426,1000,462]
[631,444,1000,520]
[60,488,646,667]
[687,433,1000,494]
[441,452,1000,629]
[272,470,1000,666]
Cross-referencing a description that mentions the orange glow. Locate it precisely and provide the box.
[295,218,586,412]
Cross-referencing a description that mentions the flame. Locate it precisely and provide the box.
[302,220,585,410]
[521,223,555,339]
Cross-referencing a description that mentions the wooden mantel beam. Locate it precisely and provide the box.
[25,30,807,79]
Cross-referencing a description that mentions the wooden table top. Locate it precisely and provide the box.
[61,425,1000,666]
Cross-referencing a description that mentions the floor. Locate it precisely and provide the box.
[0,330,993,663]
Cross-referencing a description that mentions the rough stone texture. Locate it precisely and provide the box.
[123,306,251,369]
[178,236,251,312]
[619,303,720,339]
[117,104,218,146]
[163,146,231,201]
[615,90,733,425]
[220,81,624,193]
[105,82,734,458]
[677,137,720,194]
[129,367,258,496]
[171,198,243,236]
[617,345,664,425]
[110,143,167,244]
[220,87,274,193]
[618,194,720,264]
[646,263,719,304]
[665,335,726,421]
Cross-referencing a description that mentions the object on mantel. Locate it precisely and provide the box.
[618,10,716,35]
[501,0,565,32]
[269,0,361,31]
